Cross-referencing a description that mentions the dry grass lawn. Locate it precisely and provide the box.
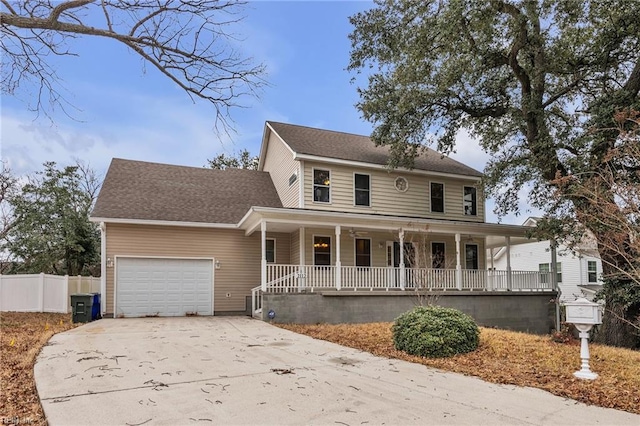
[0,312,79,426]
[279,323,640,414]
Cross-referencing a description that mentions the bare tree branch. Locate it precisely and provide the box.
[0,0,266,130]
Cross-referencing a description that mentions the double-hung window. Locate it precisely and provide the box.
[354,173,370,207]
[463,186,477,216]
[431,242,446,269]
[355,238,371,267]
[539,262,562,283]
[430,182,444,213]
[465,244,479,269]
[265,239,275,263]
[588,261,598,283]
[313,169,331,203]
[313,236,331,265]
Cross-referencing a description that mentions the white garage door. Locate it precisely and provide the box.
[116,258,213,317]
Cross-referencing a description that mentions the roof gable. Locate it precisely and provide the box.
[92,159,282,224]
[266,121,483,177]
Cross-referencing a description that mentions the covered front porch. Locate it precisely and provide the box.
[239,207,557,316]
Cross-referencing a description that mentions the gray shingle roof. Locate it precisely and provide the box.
[267,121,483,177]
[92,159,282,223]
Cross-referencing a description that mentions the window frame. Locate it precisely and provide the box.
[587,261,598,283]
[354,238,372,267]
[464,243,479,270]
[430,181,445,213]
[353,172,371,207]
[539,262,562,283]
[431,242,446,269]
[312,168,331,204]
[313,235,332,266]
[265,238,276,263]
[463,186,477,216]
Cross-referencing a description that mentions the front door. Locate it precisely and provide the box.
[386,242,415,287]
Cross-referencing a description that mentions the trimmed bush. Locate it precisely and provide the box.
[392,306,480,358]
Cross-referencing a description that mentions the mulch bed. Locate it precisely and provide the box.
[1,312,79,426]
[278,322,640,414]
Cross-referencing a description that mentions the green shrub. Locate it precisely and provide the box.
[392,306,480,358]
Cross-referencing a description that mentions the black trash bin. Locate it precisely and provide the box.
[71,293,93,323]
[91,293,101,321]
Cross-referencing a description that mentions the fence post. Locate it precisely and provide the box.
[39,273,45,312]
[64,275,69,313]
[0,274,3,311]
[76,275,81,293]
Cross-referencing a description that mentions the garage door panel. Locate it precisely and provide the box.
[116,258,213,317]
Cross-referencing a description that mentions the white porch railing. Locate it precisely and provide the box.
[263,264,554,293]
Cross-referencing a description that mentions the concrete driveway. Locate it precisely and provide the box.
[36,317,639,426]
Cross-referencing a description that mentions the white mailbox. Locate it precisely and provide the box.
[565,298,602,326]
[564,297,602,380]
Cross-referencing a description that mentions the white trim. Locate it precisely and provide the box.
[353,172,371,208]
[113,255,215,318]
[293,153,482,181]
[429,181,446,214]
[240,206,534,238]
[90,217,237,229]
[354,237,372,267]
[312,234,332,265]
[312,167,332,204]
[266,122,298,157]
[463,185,478,217]
[266,238,276,263]
[299,162,305,208]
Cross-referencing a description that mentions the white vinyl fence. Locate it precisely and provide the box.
[0,273,101,313]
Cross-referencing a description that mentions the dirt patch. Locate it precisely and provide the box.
[1,312,80,426]
[278,322,640,414]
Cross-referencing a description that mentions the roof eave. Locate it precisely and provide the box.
[292,153,482,180]
[90,216,238,229]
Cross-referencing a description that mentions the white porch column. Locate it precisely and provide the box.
[489,247,495,291]
[335,225,342,290]
[298,227,305,292]
[455,233,462,290]
[399,229,406,290]
[261,221,267,291]
[506,236,512,290]
[100,222,107,315]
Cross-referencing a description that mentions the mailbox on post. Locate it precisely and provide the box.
[564,297,602,380]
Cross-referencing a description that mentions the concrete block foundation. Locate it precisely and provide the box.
[262,290,557,334]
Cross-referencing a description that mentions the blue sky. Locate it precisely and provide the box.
[1,0,536,224]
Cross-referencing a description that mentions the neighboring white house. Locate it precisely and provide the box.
[489,217,603,302]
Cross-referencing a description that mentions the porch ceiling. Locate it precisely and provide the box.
[239,207,533,248]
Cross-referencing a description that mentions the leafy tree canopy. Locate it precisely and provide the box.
[349,0,640,347]
[207,148,258,170]
[2,161,101,276]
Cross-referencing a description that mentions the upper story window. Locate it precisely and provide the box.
[588,261,598,283]
[431,242,446,269]
[430,182,444,213]
[464,186,477,216]
[354,173,371,207]
[465,244,478,269]
[355,238,371,267]
[313,169,331,203]
[313,236,331,265]
[266,238,275,263]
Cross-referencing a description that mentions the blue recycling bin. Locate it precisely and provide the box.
[91,293,101,321]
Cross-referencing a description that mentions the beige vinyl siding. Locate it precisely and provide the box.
[303,161,484,221]
[290,229,300,264]
[262,131,300,208]
[105,223,290,315]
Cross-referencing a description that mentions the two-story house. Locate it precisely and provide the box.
[91,121,556,329]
